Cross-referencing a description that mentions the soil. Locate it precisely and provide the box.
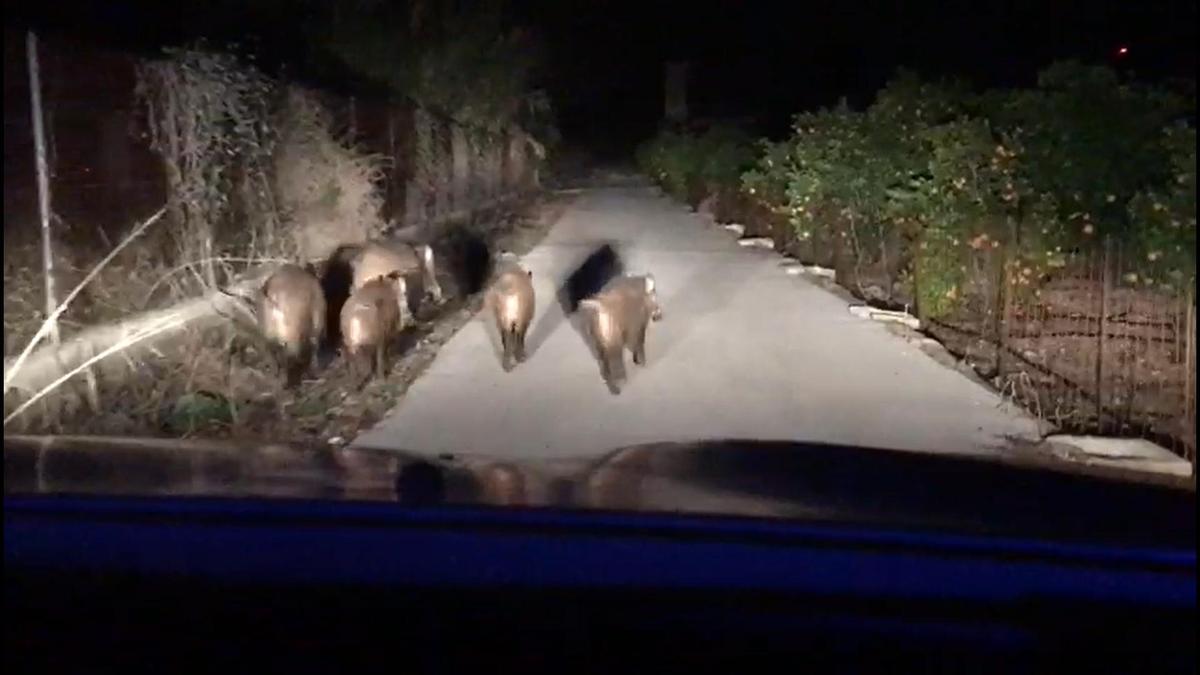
[925,277,1194,457]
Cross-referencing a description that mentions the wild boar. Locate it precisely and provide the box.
[578,273,663,394]
[257,263,327,387]
[351,240,443,315]
[340,271,409,386]
[485,251,535,371]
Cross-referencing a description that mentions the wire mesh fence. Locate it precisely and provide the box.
[733,190,1196,468]
[4,30,543,363]
[332,93,538,235]
[3,30,540,255]
[923,238,1196,467]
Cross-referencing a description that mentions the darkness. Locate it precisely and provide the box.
[520,0,1196,153]
[5,0,1196,156]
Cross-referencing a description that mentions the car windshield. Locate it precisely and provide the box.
[3,1,1196,519]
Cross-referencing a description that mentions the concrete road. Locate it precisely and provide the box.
[353,184,1041,461]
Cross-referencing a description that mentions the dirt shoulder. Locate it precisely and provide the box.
[6,191,576,446]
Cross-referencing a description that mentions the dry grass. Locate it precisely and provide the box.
[4,192,563,443]
[4,79,393,421]
[4,61,547,442]
[3,240,51,358]
[4,224,169,356]
[273,87,387,261]
[2,206,270,364]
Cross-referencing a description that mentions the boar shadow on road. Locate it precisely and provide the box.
[522,242,625,362]
[441,229,508,366]
[441,229,494,299]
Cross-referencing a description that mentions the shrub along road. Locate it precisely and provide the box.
[352,180,1042,462]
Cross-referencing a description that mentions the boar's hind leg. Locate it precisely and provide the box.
[269,345,288,382]
[603,344,626,395]
[515,323,529,363]
[601,358,621,395]
[500,322,515,371]
[375,341,389,379]
[631,319,649,366]
[611,346,628,384]
[285,359,304,389]
[348,351,368,390]
[593,342,614,389]
[299,341,318,379]
[278,345,303,389]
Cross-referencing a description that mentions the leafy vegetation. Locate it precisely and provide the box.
[316,0,550,133]
[1125,123,1197,288]
[986,63,1189,237]
[135,44,284,286]
[639,62,1196,318]
[636,125,756,204]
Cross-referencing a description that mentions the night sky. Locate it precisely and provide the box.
[525,0,1195,149]
[6,0,1196,153]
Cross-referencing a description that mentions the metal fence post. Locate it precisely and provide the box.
[1095,238,1111,433]
[1186,294,1196,475]
[996,231,1011,379]
[26,31,59,347]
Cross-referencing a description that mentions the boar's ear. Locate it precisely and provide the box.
[421,245,435,265]
[643,274,656,293]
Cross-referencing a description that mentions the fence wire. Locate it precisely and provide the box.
[924,239,1196,465]
[4,32,539,253]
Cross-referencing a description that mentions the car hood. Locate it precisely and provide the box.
[3,434,1194,550]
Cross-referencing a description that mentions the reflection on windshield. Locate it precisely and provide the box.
[5,435,1195,551]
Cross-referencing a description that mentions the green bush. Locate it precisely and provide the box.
[984,62,1188,238]
[317,0,547,132]
[740,139,792,209]
[642,62,1195,317]
[694,125,757,189]
[637,124,756,202]
[753,64,1193,317]
[777,79,974,302]
[636,130,694,198]
[1126,122,1197,287]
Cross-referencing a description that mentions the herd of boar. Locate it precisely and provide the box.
[251,239,662,394]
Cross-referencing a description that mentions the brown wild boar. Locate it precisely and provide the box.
[257,264,327,387]
[340,271,409,386]
[485,251,535,371]
[578,273,663,394]
[351,240,443,314]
